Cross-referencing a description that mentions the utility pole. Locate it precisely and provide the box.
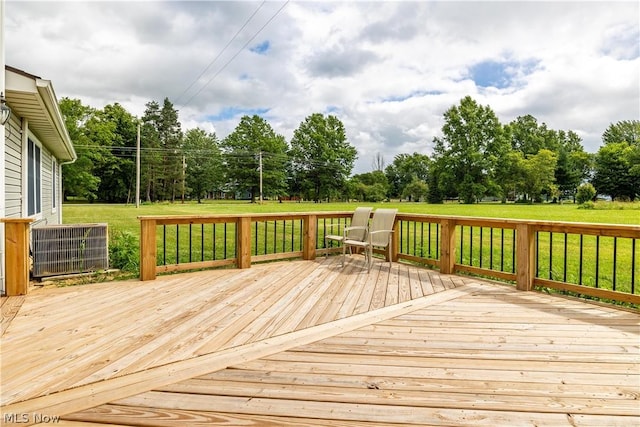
[259,151,263,204]
[181,154,186,204]
[135,121,140,208]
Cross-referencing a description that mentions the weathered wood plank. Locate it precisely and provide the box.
[236,357,638,387]
[111,392,639,426]
[417,267,435,295]
[2,286,471,420]
[2,259,638,427]
[333,265,371,319]
[407,263,424,300]
[1,295,24,336]
[301,262,361,328]
[384,263,399,306]
[64,405,381,427]
[202,260,326,351]
[264,351,638,375]
[155,379,640,415]
[203,367,639,400]
[351,262,380,314]
[369,264,389,310]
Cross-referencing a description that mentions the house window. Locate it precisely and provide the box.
[52,159,58,211]
[28,138,42,216]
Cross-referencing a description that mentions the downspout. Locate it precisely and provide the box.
[58,158,76,224]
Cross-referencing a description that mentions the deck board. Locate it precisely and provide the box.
[1,295,24,337]
[1,256,638,426]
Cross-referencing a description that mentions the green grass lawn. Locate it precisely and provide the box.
[63,200,640,236]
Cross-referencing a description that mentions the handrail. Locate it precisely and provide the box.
[138,212,640,305]
[1,218,34,296]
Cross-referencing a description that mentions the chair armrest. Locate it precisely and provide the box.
[343,225,368,238]
[368,229,394,235]
[344,225,367,232]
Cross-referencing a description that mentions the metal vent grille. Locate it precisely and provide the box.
[32,224,109,277]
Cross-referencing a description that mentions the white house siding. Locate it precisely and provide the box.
[4,113,21,217]
[37,145,55,227]
[4,115,59,226]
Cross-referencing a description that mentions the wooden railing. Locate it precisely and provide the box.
[139,212,639,305]
[1,218,33,296]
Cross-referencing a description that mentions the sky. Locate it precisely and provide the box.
[4,1,639,173]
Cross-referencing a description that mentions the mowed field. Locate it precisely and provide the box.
[63,200,640,235]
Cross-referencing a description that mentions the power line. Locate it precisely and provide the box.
[72,144,339,168]
[181,0,290,108]
[174,1,267,104]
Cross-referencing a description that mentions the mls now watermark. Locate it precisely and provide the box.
[3,413,61,423]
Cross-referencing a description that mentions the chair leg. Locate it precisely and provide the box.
[342,243,347,267]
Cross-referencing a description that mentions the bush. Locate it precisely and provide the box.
[576,183,596,204]
[578,201,595,210]
[109,231,139,272]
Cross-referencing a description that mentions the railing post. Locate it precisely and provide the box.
[237,216,252,268]
[516,223,535,291]
[303,214,317,260]
[440,219,456,274]
[2,218,33,295]
[391,219,400,262]
[140,218,157,281]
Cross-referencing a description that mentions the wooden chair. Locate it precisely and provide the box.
[324,207,372,266]
[343,208,397,271]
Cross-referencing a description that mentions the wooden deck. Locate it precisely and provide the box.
[1,255,639,426]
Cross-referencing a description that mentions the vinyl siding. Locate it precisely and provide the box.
[3,115,61,225]
[37,147,56,226]
[4,114,22,218]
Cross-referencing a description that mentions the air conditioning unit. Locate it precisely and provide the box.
[32,223,109,278]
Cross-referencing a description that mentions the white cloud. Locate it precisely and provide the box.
[5,1,639,173]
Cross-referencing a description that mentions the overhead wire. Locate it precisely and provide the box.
[72,144,335,168]
[181,0,290,108]
[173,1,267,105]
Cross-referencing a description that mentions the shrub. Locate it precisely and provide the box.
[109,231,139,272]
[578,201,595,210]
[576,183,596,205]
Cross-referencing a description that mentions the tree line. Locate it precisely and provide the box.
[59,96,640,204]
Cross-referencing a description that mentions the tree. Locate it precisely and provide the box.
[159,98,183,201]
[183,128,224,203]
[506,115,557,155]
[289,113,357,202]
[402,177,428,202]
[554,130,592,201]
[372,152,385,172]
[223,115,288,202]
[592,142,637,200]
[521,149,558,202]
[576,183,596,204]
[350,171,389,202]
[94,103,138,203]
[384,153,430,199]
[59,98,101,201]
[139,98,183,202]
[140,101,162,202]
[432,96,507,203]
[591,121,640,201]
[602,120,640,146]
[493,150,526,202]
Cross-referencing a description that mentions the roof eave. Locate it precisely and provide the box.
[5,67,77,163]
[35,79,77,163]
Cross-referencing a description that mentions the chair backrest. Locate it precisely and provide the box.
[345,207,372,241]
[369,208,398,247]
